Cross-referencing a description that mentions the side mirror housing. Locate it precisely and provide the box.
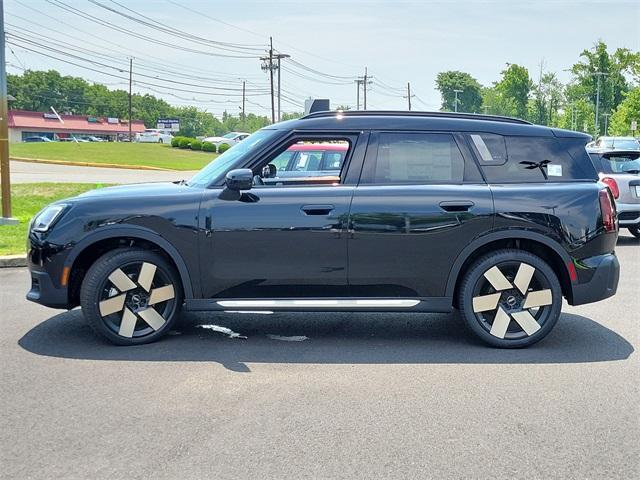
[225,168,253,191]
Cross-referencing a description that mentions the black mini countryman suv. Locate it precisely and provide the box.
[26,111,620,348]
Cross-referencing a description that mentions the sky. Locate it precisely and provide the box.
[4,0,640,118]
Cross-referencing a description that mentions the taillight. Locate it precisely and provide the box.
[599,189,617,232]
[601,176,619,199]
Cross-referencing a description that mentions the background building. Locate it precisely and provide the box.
[8,110,146,142]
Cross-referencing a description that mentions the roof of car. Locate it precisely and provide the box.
[271,110,590,138]
[287,143,348,151]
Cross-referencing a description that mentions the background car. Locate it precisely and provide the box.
[586,136,640,152]
[23,136,53,143]
[261,142,348,185]
[589,149,640,238]
[201,131,250,149]
[137,129,174,144]
[88,136,106,142]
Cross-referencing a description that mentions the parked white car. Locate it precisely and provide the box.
[137,129,174,144]
[202,131,250,148]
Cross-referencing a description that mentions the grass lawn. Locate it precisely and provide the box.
[0,183,109,256]
[10,142,216,171]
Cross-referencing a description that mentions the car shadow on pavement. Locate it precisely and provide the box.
[19,310,634,372]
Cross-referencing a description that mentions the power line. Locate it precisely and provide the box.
[45,0,260,59]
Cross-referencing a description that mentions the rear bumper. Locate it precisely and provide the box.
[616,202,640,225]
[569,253,620,306]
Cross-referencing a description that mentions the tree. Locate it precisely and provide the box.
[495,64,532,120]
[557,98,595,134]
[569,41,638,135]
[529,72,565,126]
[481,86,515,117]
[609,88,640,135]
[435,71,483,113]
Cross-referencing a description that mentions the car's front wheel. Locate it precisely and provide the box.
[628,226,640,239]
[80,248,182,345]
[458,249,562,348]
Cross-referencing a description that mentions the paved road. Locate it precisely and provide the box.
[10,160,198,184]
[1,233,638,479]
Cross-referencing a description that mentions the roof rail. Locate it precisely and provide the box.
[300,110,532,125]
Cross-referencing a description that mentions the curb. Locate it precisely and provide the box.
[0,255,27,268]
[10,157,175,171]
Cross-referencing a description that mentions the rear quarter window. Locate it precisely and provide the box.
[478,136,596,182]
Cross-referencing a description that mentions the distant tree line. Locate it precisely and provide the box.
[7,69,272,137]
[435,41,640,136]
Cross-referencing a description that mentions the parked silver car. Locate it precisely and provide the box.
[589,150,640,238]
[586,136,640,152]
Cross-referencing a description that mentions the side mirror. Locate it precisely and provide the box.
[225,168,253,191]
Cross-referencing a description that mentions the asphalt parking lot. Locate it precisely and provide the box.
[0,233,638,480]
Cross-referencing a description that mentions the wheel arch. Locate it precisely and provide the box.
[447,230,574,306]
[65,226,195,305]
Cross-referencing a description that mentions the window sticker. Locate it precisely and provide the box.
[547,164,563,177]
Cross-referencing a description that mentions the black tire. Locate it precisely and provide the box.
[458,249,562,348]
[158,138,163,144]
[628,226,640,239]
[80,248,183,345]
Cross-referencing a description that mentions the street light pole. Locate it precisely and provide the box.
[593,71,607,133]
[453,89,463,113]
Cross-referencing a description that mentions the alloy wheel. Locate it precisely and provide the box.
[471,261,554,340]
[98,261,176,338]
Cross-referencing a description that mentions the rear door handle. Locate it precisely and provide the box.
[439,201,475,212]
[301,204,334,215]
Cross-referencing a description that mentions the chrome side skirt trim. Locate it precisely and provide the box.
[216,299,421,308]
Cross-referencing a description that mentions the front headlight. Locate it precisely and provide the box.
[31,204,69,232]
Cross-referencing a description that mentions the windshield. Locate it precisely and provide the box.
[222,133,237,139]
[188,129,281,187]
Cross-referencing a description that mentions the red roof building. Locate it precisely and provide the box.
[8,109,146,142]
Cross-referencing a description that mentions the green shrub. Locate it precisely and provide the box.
[202,141,216,153]
[190,140,202,151]
[217,143,231,153]
[171,136,182,148]
[178,137,193,149]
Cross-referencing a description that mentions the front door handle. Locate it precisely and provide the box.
[301,204,334,215]
[439,201,475,212]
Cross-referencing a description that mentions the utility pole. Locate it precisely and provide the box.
[363,67,368,110]
[453,89,463,113]
[260,37,277,123]
[593,71,607,133]
[403,82,414,111]
[356,67,373,110]
[241,80,246,129]
[602,113,610,135]
[128,57,133,142]
[355,78,363,110]
[0,0,16,223]
[274,52,290,122]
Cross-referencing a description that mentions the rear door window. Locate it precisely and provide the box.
[361,132,465,184]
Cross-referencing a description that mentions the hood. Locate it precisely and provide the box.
[73,182,195,201]
[204,136,226,143]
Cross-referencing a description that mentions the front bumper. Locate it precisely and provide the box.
[570,253,620,306]
[26,268,69,309]
[616,202,640,226]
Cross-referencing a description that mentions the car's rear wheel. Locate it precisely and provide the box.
[80,248,182,345]
[458,249,562,348]
[628,226,640,239]
[158,138,163,144]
